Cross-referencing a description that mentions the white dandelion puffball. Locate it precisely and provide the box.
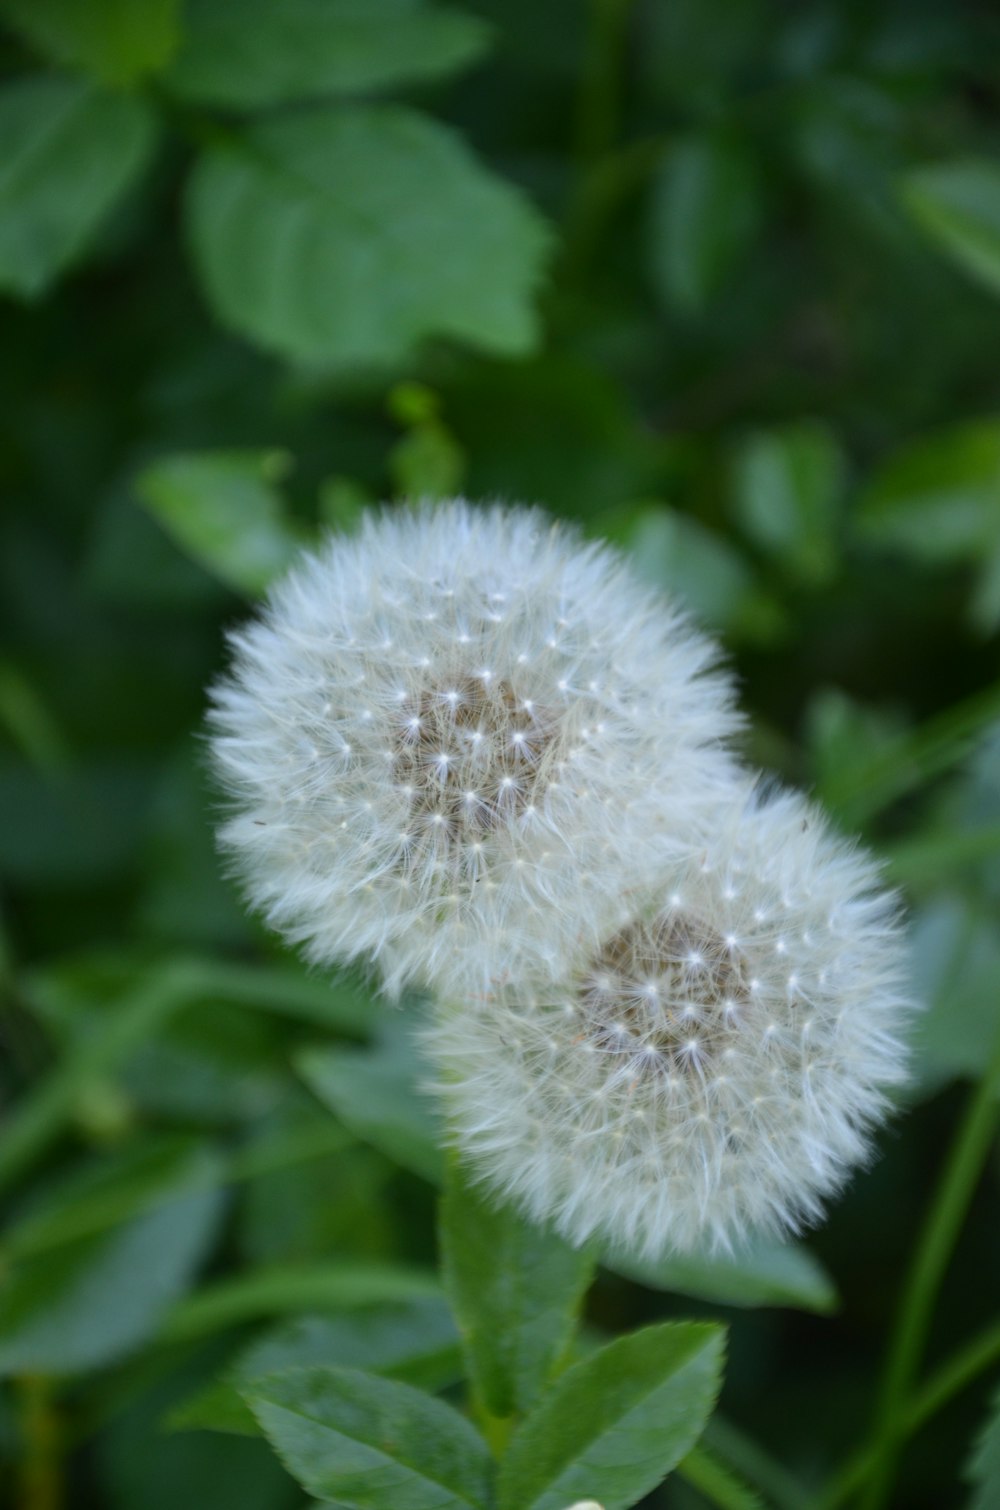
[208,500,740,999]
[425,779,912,1258]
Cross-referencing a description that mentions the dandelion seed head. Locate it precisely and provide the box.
[426,779,913,1258]
[209,500,740,997]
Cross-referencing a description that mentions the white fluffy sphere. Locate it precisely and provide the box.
[209,501,740,998]
[425,779,912,1258]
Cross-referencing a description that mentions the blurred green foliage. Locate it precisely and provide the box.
[1,0,999,1507]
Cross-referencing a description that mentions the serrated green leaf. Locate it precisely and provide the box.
[160,1263,441,1343]
[297,1011,444,1183]
[732,422,843,582]
[606,1236,837,1313]
[0,0,180,85]
[440,1159,593,1419]
[245,1364,492,1509]
[170,1302,462,1435]
[166,0,491,107]
[966,1381,1000,1510]
[497,1321,725,1510]
[647,135,761,314]
[135,449,302,595]
[0,1141,224,1375]
[901,159,1000,299]
[0,76,157,298]
[186,105,550,367]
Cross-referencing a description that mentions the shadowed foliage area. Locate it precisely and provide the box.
[1,2,999,1508]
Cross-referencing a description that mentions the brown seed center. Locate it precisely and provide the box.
[578,913,750,1076]
[393,676,556,856]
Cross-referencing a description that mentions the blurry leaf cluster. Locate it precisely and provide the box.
[1,0,1000,1507]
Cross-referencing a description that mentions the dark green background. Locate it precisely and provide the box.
[1,2,999,1507]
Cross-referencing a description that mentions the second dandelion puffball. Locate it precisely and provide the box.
[426,781,911,1258]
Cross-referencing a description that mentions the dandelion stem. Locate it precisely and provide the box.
[858,1035,1000,1509]
[703,1416,812,1510]
[16,1375,62,1510]
[677,1443,766,1510]
[816,1315,1000,1509]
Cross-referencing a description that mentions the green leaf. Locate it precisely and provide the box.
[606,1236,837,1313]
[31,954,376,1050]
[244,1364,492,1509]
[617,505,783,642]
[135,449,302,595]
[731,422,844,582]
[160,1263,441,1343]
[170,1301,462,1435]
[816,680,1000,828]
[440,1160,594,1419]
[0,1141,224,1376]
[0,658,68,772]
[166,0,491,108]
[966,1382,1000,1510]
[805,689,907,818]
[908,898,1000,1098]
[1,1134,220,1261]
[0,0,180,85]
[971,544,1000,635]
[297,1011,444,1183]
[497,1321,726,1510]
[186,105,550,367]
[901,159,1000,299]
[857,421,1000,562]
[0,76,157,298]
[647,135,761,314]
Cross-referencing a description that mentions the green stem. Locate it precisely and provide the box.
[16,1375,62,1510]
[477,1406,515,1459]
[909,1316,1000,1429]
[817,1316,1000,1509]
[859,1039,1000,1509]
[703,1417,811,1510]
[678,1443,766,1509]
